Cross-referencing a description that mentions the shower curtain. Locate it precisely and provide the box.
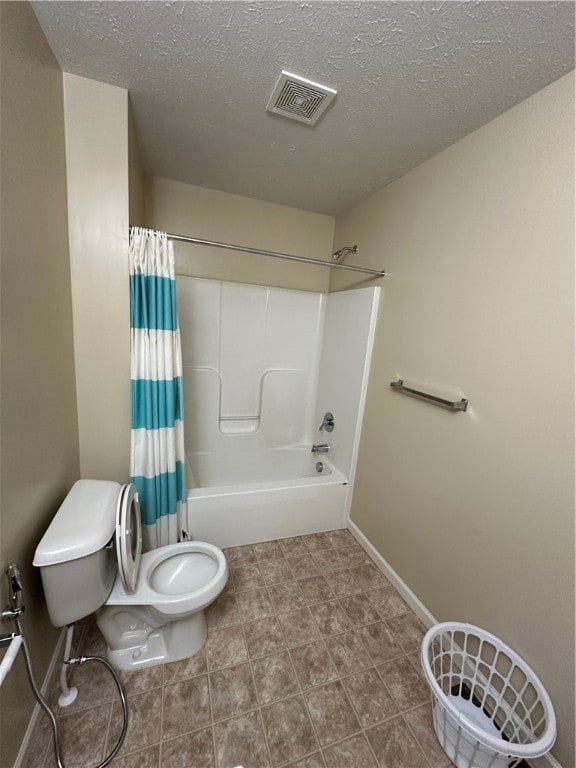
[128,227,186,550]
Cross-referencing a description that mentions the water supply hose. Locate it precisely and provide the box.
[15,616,129,768]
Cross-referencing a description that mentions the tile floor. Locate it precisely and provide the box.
[22,530,454,768]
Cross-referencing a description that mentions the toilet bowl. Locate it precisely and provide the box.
[97,539,228,669]
[34,479,229,672]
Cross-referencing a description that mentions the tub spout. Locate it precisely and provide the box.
[311,444,330,453]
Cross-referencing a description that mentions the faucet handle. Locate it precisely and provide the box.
[319,412,335,432]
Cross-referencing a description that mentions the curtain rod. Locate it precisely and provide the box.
[151,230,385,277]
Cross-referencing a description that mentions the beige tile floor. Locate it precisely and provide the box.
[22,530,454,768]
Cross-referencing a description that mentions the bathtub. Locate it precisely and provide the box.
[185,448,349,548]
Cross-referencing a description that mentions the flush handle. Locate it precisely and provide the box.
[319,412,335,432]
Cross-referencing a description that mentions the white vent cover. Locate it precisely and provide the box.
[266,70,337,126]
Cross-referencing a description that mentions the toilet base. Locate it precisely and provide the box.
[97,607,207,671]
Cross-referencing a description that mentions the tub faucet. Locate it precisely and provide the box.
[311,444,330,453]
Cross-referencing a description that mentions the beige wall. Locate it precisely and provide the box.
[128,98,146,227]
[64,74,130,482]
[146,177,335,292]
[333,71,575,765]
[0,5,80,765]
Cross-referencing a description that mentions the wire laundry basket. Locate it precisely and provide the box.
[421,622,556,768]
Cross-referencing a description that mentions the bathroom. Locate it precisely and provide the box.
[0,2,574,767]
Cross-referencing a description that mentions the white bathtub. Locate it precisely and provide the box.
[186,448,349,548]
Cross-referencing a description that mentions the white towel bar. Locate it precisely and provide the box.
[0,634,23,686]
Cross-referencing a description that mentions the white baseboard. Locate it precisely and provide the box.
[14,627,66,768]
[347,520,564,768]
[347,519,437,628]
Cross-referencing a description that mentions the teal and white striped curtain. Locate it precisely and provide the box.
[128,227,186,550]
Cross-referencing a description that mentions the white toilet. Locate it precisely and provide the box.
[33,479,228,670]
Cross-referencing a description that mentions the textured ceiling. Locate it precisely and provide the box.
[33,1,574,216]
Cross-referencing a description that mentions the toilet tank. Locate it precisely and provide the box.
[33,480,121,627]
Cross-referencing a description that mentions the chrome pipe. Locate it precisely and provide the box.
[1,565,128,768]
[17,618,129,768]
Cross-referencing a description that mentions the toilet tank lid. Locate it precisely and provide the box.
[33,480,122,567]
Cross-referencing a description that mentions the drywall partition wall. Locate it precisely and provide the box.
[146,176,335,292]
[314,287,380,502]
[331,71,575,766]
[177,277,323,466]
[0,5,80,765]
[64,74,131,481]
[128,99,146,226]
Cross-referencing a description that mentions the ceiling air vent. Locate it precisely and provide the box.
[266,71,337,126]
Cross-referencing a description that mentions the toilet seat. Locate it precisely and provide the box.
[115,483,142,595]
[106,540,228,617]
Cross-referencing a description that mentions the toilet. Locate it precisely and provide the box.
[33,479,228,670]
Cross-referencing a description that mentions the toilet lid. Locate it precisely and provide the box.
[115,483,142,595]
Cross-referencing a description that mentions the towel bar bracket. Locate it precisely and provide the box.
[0,632,19,647]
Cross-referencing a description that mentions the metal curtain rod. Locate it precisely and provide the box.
[164,231,385,277]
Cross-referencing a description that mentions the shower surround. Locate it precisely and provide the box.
[177,277,379,547]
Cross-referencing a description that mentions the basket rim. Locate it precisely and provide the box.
[420,621,557,758]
